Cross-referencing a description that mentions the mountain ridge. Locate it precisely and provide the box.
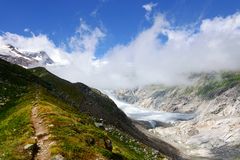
[0,59,184,160]
[112,72,240,159]
[0,44,54,68]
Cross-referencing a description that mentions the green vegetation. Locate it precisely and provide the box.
[108,128,163,160]
[0,97,34,159]
[0,61,36,159]
[30,67,85,104]
[0,59,165,159]
[37,89,162,159]
[37,89,121,159]
[197,72,240,99]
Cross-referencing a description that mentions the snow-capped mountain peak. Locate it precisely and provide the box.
[0,44,54,68]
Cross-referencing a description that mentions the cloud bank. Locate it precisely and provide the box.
[1,13,240,89]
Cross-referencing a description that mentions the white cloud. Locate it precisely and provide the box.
[24,28,30,32]
[1,13,240,89]
[142,2,158,20]
[69,19,105,55]
[143,2,157,12]
[0,32,69,65]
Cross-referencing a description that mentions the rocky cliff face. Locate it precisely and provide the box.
[0,44,54,68]
[113,72,240,159]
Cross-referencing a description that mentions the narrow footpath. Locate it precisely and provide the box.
[31,101,51,160]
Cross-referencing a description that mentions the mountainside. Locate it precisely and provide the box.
[0,59,185,160]
[0,44,53,68]
[113,72,240,159]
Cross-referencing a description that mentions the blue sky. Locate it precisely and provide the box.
[0,0,240,57]
[1,1,240,88]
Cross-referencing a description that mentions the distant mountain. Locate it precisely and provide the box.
[113,72,240,159]
[0,44,54,68]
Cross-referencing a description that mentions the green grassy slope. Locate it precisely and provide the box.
[29,67,130,130]
[196,72,240,99]
[28,66,182,159]
[0,59,166,159]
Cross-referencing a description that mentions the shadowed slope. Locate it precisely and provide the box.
[0,59,183,159]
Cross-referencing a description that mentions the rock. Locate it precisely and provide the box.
[94,119,104,129]
[187,128,199,136]
[113,79,240,159]
[0,44,54,68]
[24,143,39,156]
[24,144,35,150]
[51,154,65,160]
[104,138,112,151]
[48,124,54,127]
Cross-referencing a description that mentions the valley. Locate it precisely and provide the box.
[103,90,195,128]
[1,53,240,159]
[0,59,180,160]
[110,73,240,160]
[1,2,240,159]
